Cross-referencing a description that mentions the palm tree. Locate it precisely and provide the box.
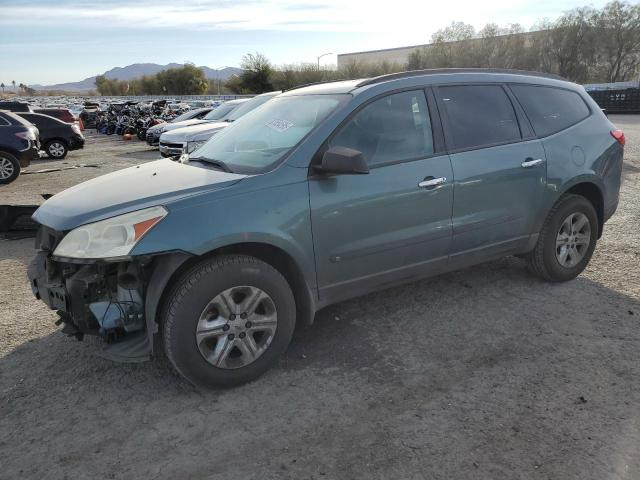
[11,80,16,91]
[0,83,4,94]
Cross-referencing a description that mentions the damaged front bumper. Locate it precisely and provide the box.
[27,225,190,362]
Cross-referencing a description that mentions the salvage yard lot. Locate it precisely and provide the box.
[1,118,639,479]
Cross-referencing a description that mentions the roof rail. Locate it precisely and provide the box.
[282,79,356,92]
[355,68,567,88]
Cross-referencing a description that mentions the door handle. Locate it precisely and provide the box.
[418,177,447,188]
[521,158,545,168]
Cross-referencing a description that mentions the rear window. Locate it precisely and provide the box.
[510,85,590,137]
[0,102,31,112]
[23,114,60,127]
[2,111,32,127]
[438,85,521,150]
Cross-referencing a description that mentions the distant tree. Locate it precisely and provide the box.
[0,83,4,94]
[11,80,15,91]
[593,1,640,82]
[430,22,476,67]
[546,7,597,82]
[155,63,208,95]
[239,53,274,93]
[223,74,247,94]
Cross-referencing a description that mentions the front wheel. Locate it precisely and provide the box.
[162,255,296,388]
[525,194,598,282]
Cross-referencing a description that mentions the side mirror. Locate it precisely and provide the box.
[314,146,369,175]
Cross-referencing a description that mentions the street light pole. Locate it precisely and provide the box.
[317,52,333,71]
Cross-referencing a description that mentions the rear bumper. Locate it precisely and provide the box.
[604,198,618,223]
[69,135,85,150]
[17,141,39,167]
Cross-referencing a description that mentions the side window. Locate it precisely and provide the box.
[510,85,590,137]
[438,85,521,150]
[330,90,434,166]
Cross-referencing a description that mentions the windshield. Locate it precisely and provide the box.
[226,93,278,122]
[191,94,345,174]
[203,102,241,121]
[172,110,200,122]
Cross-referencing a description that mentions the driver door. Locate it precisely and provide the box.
[309,89,454,304]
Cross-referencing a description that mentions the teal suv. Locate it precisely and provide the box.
[28,69,624,387]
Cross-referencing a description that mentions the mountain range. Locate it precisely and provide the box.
[29,63,243,92]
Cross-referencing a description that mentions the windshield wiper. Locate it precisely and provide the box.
[188,157,233,173]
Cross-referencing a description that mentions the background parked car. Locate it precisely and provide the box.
[159,92,278,156]
[0,110,39,184]
[34,108,76,124]
[0,101,33,113]
[17,112,84,159]
[145,107,215,146]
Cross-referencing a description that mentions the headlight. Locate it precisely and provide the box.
[187,140,207,154]
[53,206,168,259]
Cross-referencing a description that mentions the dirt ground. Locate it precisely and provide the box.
[1,120,639,480]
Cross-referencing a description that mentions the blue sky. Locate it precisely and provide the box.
[0,0,611,86]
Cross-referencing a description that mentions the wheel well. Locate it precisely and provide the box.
[160,243,316,327]
[0,149,19,159]
[46,138,68,147]
[565,182,604,237]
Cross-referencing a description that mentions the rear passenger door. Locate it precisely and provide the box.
[435,84,547,261]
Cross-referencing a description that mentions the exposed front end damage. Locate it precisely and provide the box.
[27,225,190,362]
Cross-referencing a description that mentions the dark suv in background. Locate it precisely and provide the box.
[34,108,76,124]
[0,110,39,184]
[28,69,623,387]
[17,112,84,158]
[0,101,33,113]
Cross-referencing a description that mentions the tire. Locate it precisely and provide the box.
[162,254,296,388]
[0,151,20,184]
[525,194,598,282]
[45,140,68,159]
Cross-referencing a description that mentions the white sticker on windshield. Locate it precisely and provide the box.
[266,119,294,132]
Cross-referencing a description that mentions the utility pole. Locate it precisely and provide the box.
[317,53,333,71]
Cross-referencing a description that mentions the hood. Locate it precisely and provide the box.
[162,119,209,132]
[148,119,208,133]
[33,159,246,231]
[161,121,229,143]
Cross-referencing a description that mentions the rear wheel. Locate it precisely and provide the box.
[162,255,296,388]
[0,152,20,184]
[45,140,68,159]
[526,194,598,282]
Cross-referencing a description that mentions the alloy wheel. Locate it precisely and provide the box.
[555,212,591,268]
[195,286,278,369]
[48,142,65,157]
[0,156,15,180]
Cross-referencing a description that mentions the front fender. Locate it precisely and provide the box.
[132,167,317,293]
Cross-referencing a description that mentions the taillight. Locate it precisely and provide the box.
[15,130,36,141]
[611,129,625,146]
[71,124,81,134]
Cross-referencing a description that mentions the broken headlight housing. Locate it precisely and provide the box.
[53,206,168,259]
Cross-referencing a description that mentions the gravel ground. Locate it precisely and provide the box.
[1,119,639,480]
